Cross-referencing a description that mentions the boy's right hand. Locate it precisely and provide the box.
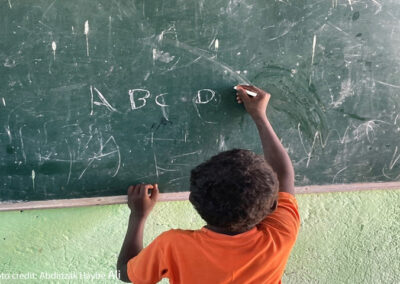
[127,184,159,218]
[236,85,271,119]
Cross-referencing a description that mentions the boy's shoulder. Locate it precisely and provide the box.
[152,228,201,251]
[156,228,200,242]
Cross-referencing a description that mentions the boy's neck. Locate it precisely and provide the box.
[205,224,250,236]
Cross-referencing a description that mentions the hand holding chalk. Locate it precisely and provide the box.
[234,86,257,97]
[235,85,271,119]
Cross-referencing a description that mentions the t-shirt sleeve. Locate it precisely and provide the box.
[258,192,300,239]
[127,232,170,284]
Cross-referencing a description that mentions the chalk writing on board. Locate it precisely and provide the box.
[192,89,218,124]
[90,87,218,116]
[90,86,117,115]
[155,93,169,121]
[128,89,151,110]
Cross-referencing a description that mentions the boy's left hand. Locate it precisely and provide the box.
[127,184,159,218]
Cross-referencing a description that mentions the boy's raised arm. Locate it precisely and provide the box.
[236,85,295,195]
[117,184,159,282]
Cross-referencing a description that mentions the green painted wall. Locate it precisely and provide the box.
[0,190,399,283]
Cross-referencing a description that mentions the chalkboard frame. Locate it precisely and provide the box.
[1,182,399,212]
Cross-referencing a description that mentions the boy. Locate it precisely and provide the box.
[117,85,300,283]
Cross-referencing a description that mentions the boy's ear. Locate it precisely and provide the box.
[270,200,277,212]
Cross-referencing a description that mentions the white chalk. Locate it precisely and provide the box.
[234,86,257,97]
[84,20,89,35]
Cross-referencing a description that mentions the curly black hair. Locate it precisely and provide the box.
[189,149,279,233]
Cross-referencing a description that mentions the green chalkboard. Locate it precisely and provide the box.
[1,0,400,202]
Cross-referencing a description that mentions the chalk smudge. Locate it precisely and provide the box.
[152,49,175,63]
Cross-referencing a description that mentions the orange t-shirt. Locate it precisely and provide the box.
[127,192,300,284]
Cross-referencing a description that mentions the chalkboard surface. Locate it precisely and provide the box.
[1,0,400,202]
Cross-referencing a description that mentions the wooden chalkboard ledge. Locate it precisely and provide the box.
[1,182,400,212]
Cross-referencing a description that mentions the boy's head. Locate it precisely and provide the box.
[189,149,279,233]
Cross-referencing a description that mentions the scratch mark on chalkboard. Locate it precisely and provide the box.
[8,0,12,8]
[362,122,374,143]
[353,120,389,143]
[144,72,150,81]
[78,160,94,180]
[108,16,112,57]
[171,150,202,160]
[382,167,396,180]
[84,20,90,57]
[38,20,52,30]
[42,0,56,19]
[192,97,217,124]
[157,24,177,42]
[166,57,181,72]
[327,22,350,36]
[311,35,317,66]
[50,83,86,93]
[184,128,188,143]
[2,97,5,107]
[314,131,328,149]
[145,137,186,142]
[91,86,117,113]
[267,19,302,42]
[332,127,351,144]
[332,166,348,183]
[19,126,26,164]
[371,0,382,14]
[262,25,275,30]
[309,34,317,86]
[167,176,189,184]
[219,134,227,151]
[298,124,318,168]
[66,139,72,184]
[5,126,12,143]
[153,151,159,178]
[389,146,400,170]
[161,56,199,74]
[375,80,400,89]
[89,86,94,115]
[347,0,353,11]
[78,135,120,179]
[88,150,119,160]
[150,132,154,147]
[208,35,217,49]
[157,166,178,172]
[394,114,399,125]
[164,39,251,84]
[51,41,57,61]
[307,132,319,168]
[108,136,121,177]
[31,170,36,191]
